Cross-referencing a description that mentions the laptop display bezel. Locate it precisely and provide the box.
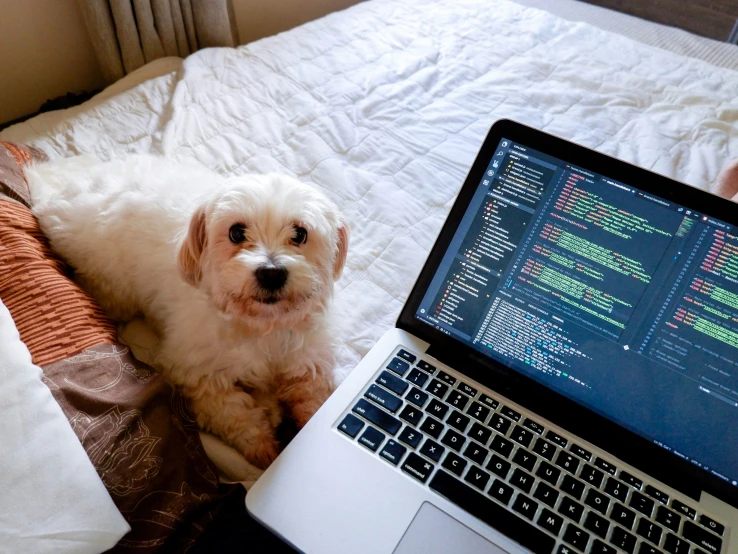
[397,119,738,509]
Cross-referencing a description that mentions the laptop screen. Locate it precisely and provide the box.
[415,137,738,490]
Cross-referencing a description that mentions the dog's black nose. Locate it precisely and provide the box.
[255,265,288,292]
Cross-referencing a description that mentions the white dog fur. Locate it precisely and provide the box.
[27,154,348,472]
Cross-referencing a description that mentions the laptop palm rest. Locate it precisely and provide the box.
[393,502,510,554]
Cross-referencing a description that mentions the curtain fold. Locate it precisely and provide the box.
[77,0,238,83]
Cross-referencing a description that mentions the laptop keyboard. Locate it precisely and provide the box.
[336,347,729,554]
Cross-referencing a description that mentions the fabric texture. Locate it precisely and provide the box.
[0,147,240,552]
[0,299,130,554]
[3,0,738,383]
[76,0,238,82]
[0,141,47,206]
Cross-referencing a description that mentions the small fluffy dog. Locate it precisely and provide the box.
[27,155,349,469]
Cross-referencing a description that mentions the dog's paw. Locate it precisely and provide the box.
[230,415,280,469]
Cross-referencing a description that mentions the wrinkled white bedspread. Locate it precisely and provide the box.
[4,0,738,382]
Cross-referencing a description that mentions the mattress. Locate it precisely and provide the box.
[3,0,738,385]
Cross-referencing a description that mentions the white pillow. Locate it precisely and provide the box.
[0,299,130,553]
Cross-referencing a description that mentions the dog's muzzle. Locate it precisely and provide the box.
[255,265,288,293]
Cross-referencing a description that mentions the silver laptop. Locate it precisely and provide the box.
[247,119,738,554]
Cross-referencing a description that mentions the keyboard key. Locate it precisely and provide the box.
[513,449,538,472]
[376,370,409,395]
[645,485,669,505]
[442,452,467,476]
[580,465,604,488]
[538,508,564,536]
[467,401,491,423]
[487,454,511,478]
[405,368,429,387]
[364,384,402,413]
[490,434,514,457]
[685,520,723,553]
[636,518,664,545]
[447,410,471,432]
[556,452,580,474]
[379,439,407,465]
[426,398,449,420]
[463,442,489,465]
[533,481,559,508]
[420,438,445,462]
[417,360,436,373]
[398,426,423,448]
[611,503,637,530]
[396,349,416,363]
[558,496,585,522]
[594,458,618,475]
[570,444,592,461]
[532,438,557,461]
[513,494,539,520]
[429,471,556,554]
[698,515,724,536]
[604,477,628,502]
[406,387,429,408]
[464,466,491,491]
[501,406,522,421]
[419,416,444,439]
[337,413,364,438]
[401,452,434,483]
[468,422,492,445]
[584,489,610,514]
[458,383,478,397]
[490,414,512,434]
[489,478,515,505]
[620,471,643,490]
[446,390,469,410]
[584,511,610,538]
[387,357,410,376]
[663,533,691,554]
[398,404,423,426]
[523,418,545,435]
[479,393,499,409]
[510,468,534,494]
[358,426,385,451]
[437,371,456,385]
[427,379,449,399]
[655,506,681,533]
[561,474,586,500]
[610,527,637,554]
[440,428,465,452]
[563,523,590,552]
[629,491,655,517]
[671,500,696,520]
[536,461,561,485]
[546,430,568,448]
[592,539,617,554]
[352,399,402,435]
[511,426,534,448]
[639,544,663,554]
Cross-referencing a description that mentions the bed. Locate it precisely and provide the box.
[2,0,738,550]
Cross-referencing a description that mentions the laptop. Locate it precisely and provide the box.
[247,119,738,554]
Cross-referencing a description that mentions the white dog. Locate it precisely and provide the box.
[27,155,349,469]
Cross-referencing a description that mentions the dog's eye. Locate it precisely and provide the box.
[291,226,308,245]
[228,224,247,244]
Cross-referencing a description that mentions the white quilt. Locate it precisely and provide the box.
[3,0,738,383]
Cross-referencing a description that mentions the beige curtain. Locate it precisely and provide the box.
[77,0,240,83]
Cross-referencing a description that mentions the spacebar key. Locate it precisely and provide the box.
[429,470,556,554]
[352,399,402,435]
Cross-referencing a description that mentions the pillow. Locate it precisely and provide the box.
[0,143,242,552]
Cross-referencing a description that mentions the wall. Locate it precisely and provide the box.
[0,0,104,125]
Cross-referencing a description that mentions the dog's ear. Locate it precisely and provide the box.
[178,207,207,286]
[333,224,349,280]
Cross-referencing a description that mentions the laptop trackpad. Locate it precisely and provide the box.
[393,502,509,554]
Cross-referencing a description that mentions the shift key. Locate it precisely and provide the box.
[353,399,402,435]
[365,384,403,413]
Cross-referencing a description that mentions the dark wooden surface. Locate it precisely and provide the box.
[579,0,738,42]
